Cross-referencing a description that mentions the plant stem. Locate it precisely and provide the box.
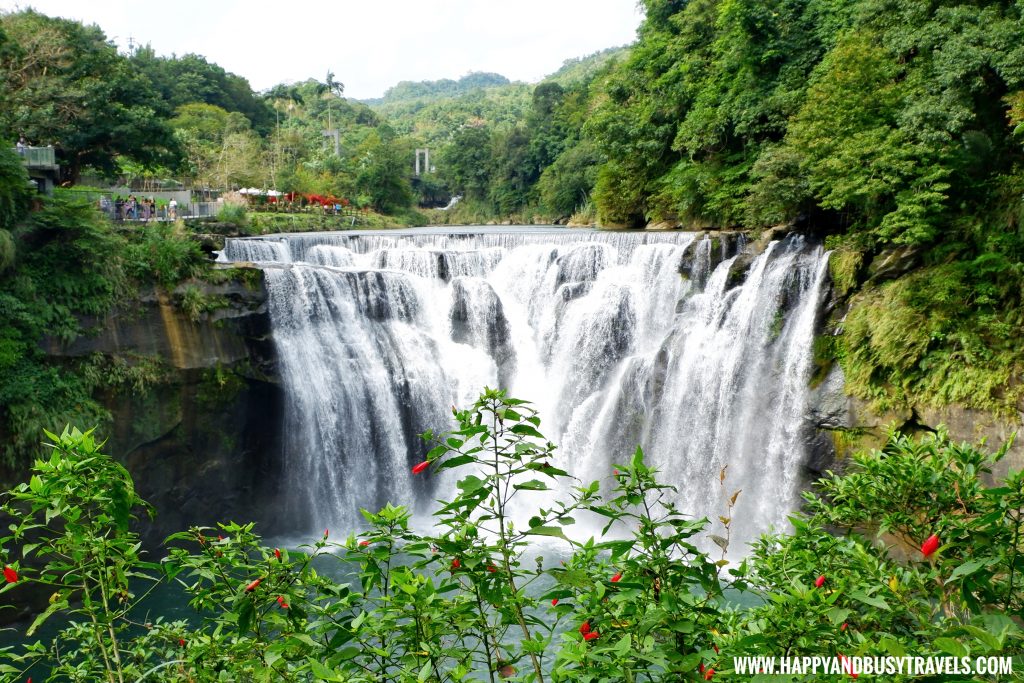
[1006,507,1022,609]
[492,404,545,683]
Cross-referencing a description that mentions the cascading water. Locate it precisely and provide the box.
[223,227,829,548]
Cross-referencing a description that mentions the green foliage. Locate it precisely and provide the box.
[13,195,128,338]
[542,47,631,87]
[801,428,1024,619]
[841,260,1024,413]
[0,10,180,182]
[123,222,205,287]
[354,129,415,214]
[176,284,227,323]
[828,247,865,300]
[537,141,603,217]
[0,426,168,682]
[2,395,1024,681]
[370,72,512,107]
[0,145,30,232]
[215,202,248,229]
[439,125,494,202]
[0,228,13,274]
[130,47,274,133]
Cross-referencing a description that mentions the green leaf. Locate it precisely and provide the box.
[236,599,255,634]
[848,590,890,610]
[510,424,543,438]
[934,637,968,658]
[631,446,645,469]
[513,479,549,491]
[309,659,341,681]
[946,559,991,583]
[436,454,476,471]
[457,475,487,494]
[26,598,67,637]
[826,607,852,626]
[526,525,568,540]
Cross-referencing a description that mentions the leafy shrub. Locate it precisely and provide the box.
[2,391,1023,681]
[176,284,227,322]
[216,202,248,228]
[124,223,205,287]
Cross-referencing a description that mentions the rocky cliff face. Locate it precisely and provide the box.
[806,245,1024,481]
[42,267,287,543]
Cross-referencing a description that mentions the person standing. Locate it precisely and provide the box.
[15,134,27,155]
[169,198,178,219]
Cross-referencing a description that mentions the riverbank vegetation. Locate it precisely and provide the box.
[1,391,1021,680]
[0,145,236,467]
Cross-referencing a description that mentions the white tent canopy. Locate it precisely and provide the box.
[238,188,283,196]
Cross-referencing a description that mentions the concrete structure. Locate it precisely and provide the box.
[16,146,59,194]
[415,148,432,176]
[322,129,340,156]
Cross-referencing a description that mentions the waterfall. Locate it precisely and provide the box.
[224,228,829,547]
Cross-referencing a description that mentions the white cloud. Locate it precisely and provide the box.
[3,0,643,98]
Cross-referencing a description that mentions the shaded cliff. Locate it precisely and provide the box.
[37,266,286,543]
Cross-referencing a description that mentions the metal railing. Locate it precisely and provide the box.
[14,145,56,167]
[94,201,225,222]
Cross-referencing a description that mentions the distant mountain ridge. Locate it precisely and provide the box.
[356,47,632,149]
[360,72,513,107]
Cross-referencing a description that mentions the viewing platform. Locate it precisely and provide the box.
[15,145,59,194]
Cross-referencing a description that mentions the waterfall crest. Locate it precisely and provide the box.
[224,228,829,546]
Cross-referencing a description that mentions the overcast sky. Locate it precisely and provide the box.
[3,1,644,99]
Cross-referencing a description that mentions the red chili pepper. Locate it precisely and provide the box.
[921,534,940,558]
[551,598,559,606]
[451,558,461,570]
[814,575,826,588]
[277,595,289,609]
[611,571,622,583]
[3,566,18,583]
[487,565,497,573]
[584,631,599,641]
[359,540,370,547]
[579,621,591,635]
[274,548,282,560]
[244,578,262,592]
[412,460,430,474]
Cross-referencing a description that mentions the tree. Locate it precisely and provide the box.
[440,125,493,202]
[130,47,274,134]
[0,10,179,182]
[355,128,414,213]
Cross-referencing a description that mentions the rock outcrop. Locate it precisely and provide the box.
[40,266,286,543]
